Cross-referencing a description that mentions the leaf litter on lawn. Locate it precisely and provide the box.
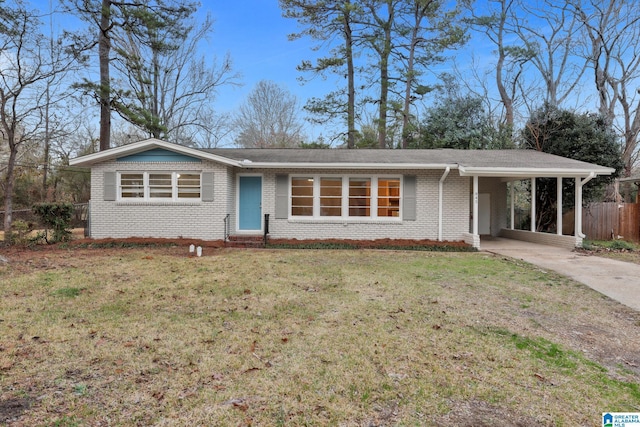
[0,246,639,426]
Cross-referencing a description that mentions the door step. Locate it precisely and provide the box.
[226,235,265,248]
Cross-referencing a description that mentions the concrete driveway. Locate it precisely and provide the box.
[481,238,640,312]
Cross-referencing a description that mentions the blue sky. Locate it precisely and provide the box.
[34,0,334,140]
[29,0,598,144]
[206,1,329,111]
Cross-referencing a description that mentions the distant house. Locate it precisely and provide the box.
[69,138,614,249]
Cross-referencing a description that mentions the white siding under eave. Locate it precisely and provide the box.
[477,177,508,237]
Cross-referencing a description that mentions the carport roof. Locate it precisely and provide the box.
[70,138,615,178]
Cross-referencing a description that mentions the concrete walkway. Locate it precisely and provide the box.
[481,237,640,312]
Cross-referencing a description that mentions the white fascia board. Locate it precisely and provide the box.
[69,138,240,167]
[458,165,615,178]
[237,162,460,170]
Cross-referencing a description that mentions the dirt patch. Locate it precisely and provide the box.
[436,399,543,426]
[0,398,32,424]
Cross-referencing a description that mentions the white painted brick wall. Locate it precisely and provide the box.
[90,160,228,239]
[89,162,473,242]
[232,168,471,242]
[499,229,581,248]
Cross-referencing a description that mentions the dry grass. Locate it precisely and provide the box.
[1,246,639,426]
[579,240,640,265]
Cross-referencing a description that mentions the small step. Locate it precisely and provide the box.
[227,235,264,242]
[226,235,266,248]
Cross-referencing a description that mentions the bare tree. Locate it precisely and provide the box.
[0,1,76,242]
[234,80,304,148]
[468,0,534,134]
[65,0,198,151]
[575,0,640,177]
[181,107,233,148]
[516,0,587,108]
[111,12,239,143]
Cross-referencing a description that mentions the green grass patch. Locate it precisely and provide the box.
[583,239,637,251]
[52,287,83,298]
[510,333,577,369]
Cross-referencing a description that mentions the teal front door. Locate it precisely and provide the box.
[238,176,262,231]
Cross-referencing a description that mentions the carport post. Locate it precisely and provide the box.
[531,177,536,232]
[510,182,515,229]
[472,175,478,236]
[557,177,563,235]
[575,177,581,237]
[438,167,450,241]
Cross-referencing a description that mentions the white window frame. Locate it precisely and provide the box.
[289,174,402,221]
[117,171,202,202]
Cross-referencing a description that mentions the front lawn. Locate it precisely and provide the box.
[1,247,639,426]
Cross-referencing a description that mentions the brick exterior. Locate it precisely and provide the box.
[499,228,582,248]
[88,162,473,242]
[89,160,229,240]
[254,168,470,241]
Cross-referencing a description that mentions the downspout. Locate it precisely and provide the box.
[576,172,596,238]
[438,167,450,241]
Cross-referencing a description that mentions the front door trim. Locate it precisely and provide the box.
[236,174,263,233]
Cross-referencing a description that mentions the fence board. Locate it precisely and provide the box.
[582,202,640,242]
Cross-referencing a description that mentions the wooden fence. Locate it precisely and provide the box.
[582,202,640,242]
[0,203,88,229]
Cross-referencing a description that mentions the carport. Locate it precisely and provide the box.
[457,151,615,250]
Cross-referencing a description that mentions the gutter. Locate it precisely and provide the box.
[438,167,450,241]
[236,161,460,171]
[458,165,614,178]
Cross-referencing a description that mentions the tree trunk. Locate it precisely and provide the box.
[377,1,393,149]
[3,145,17,243]
[42,90,50,200]
[99,0,111,151]
[152,38,161,138]
[401,4,421,149]
[344,8,356,149]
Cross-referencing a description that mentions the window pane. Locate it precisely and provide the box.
[120,173,144,198]
[349,178,370,216]
[291,177,314,216]
[177,173,201,198]
[149,173,172,198]
[378,178,400,217]
[320,177,342,216]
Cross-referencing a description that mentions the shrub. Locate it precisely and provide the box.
[32,203,74,244]
[608,239,635,251]
[9,220,35,246]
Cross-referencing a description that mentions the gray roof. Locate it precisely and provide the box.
[204,148,614,174]
[69,139,615,178]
